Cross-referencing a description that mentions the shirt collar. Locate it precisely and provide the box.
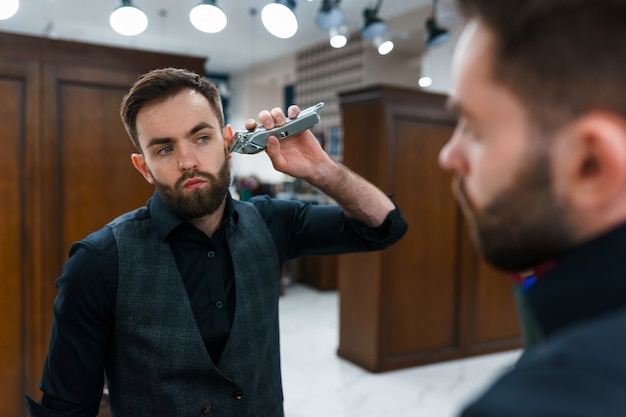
[147,189,236,241]
[527,222,626,336]
[510,260,556,286]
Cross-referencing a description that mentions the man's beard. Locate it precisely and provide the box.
[453,152,575,272]
[154,158,231,221]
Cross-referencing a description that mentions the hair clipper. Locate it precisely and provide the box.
[229,102,324,154]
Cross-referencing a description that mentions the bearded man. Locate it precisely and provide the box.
[26,67,408,417]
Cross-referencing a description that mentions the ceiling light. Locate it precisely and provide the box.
[329,26,347,49]
[361,0,387,40]
[374,36,394,55]
[0,0,19,20]
[190,0,227,33]
[418,76,433,88]
[110,0,148,36]
[315,0,344,30]
[378,40,393,55]
[425,17,450,48]
[425,0,450,48]
[261,0,298,39]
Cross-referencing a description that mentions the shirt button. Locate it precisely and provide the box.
[234,391,244,400]
[215,300,224,309]
[201,404,212,414]
[207,251,215,258]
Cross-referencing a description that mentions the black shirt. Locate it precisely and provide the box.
[461,222,626,417]
[35,191,407,416]
[168,203,235,364]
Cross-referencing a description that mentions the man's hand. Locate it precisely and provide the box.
[246,105,394,227]
[245,105,333,182]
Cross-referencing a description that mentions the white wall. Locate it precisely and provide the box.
[227,18,466,184]
[362,46,423,89]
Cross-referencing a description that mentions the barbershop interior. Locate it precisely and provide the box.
[1,0,523,416]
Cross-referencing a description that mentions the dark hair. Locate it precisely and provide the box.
[456,0,626,133]
[120,67,224,152]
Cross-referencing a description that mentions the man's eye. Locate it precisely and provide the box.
[156,146,173,155]
[197,135,210,143]
[459,119,480,141]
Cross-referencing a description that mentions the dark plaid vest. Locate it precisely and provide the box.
[106,200,284,417]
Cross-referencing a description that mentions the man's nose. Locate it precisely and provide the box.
[178,145,199,171]
[439,128,469,176]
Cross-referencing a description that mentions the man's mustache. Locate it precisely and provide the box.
[175,171,214,189]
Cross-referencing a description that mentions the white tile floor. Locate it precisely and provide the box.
[279,283,522,417]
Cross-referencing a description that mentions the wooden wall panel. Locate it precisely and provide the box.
[0,58,42,417]
[337,101,385,370]
[0,66,28,417]
[458,219,522,354]
[0,31,205,417]
[337,252,383,369]
[0,32,204,75]
[337,103,384,183]
[383,120,460,366]
[471,260,522,348]
[48,67,154,255]
[298,256,338,291]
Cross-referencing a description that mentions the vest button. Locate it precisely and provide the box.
[234,391,244,400]
[201,404,212,414]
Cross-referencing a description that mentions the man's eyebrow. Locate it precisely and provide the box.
[145,122,218,149]
[187,122,216,137]
[445,98,478,123]
[146,137,173,149]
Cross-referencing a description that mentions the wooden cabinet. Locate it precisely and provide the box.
[337,85,522,372]
[298,256,338,291]
[0,58,40,417]
[0,32,204,417]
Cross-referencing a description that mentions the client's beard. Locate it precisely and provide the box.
[155,158,231,221]
[452,153,574,272]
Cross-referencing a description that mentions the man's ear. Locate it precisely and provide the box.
[131,153,155,184]
[223,125,234,159]
[559,113,626,211]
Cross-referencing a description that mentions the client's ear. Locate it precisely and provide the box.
[131,153,154,184]
[559,113,626,211]
[223,125,234,158]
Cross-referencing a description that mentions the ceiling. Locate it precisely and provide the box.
[0,0,461,76]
